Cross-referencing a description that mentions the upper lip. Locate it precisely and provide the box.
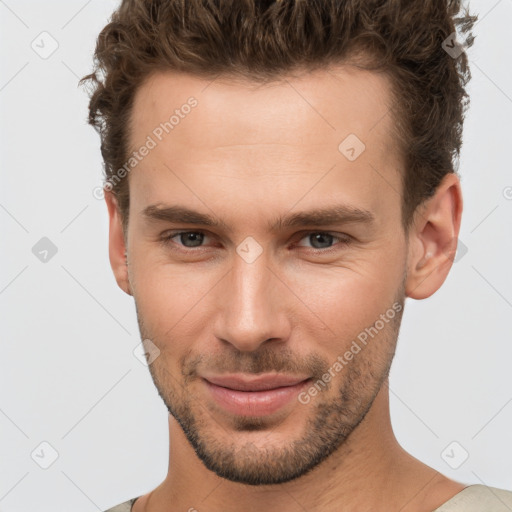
[202,373,311,391]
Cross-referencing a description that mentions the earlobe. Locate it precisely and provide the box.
[405,173,463,300]
[105,191,132,296]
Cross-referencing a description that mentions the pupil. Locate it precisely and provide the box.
[310,233,333,249]
[181,232,203,247]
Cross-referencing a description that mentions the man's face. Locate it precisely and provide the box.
[124,66,409,485]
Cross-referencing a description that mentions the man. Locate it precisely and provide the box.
[80,0,512,510]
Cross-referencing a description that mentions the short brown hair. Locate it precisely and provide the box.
[80,0,477,231]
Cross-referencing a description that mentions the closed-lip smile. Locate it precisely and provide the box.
[202,373,311,391]
[201,373,312,417]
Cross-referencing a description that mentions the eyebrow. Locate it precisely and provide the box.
[142,205,229,229]
[270,205,375,230]
[141,204,375,231]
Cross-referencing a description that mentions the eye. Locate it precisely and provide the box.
[159,230,351,253]
[296,231,351,250]
[161,231,209,248]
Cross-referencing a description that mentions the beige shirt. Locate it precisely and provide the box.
[103,484,512,511]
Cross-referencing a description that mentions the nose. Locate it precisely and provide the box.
[213,249,291,352]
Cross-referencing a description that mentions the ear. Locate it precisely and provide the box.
[105,191,132,296]
[405,173,463,299]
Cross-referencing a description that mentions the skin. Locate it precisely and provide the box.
[105,65,466,511]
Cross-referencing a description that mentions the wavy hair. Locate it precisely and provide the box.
[80,0,477,231]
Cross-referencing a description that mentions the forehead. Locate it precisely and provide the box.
[127,66,403,228]
[130,65,398,153]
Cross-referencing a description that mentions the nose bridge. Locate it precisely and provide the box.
[214,249,288,351]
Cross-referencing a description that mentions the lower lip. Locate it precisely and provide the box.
[203,378,311,417]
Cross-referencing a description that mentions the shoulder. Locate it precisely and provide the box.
[433,484,512,511]
[103,497,140,512]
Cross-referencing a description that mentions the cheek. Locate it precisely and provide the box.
[130,258,218,338]
[283,258,404,350]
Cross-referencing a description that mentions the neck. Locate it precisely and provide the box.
[141,380,464,512]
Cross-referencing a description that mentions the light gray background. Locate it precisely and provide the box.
[1,0,511,510]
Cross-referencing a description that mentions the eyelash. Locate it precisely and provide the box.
[159,230,352,253]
